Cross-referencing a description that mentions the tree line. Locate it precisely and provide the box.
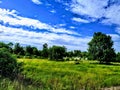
[0,41,88,61]
[0,32,120,63]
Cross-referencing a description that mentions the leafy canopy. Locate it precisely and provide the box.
[88,32,116,63]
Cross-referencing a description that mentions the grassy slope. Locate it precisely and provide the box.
[1,59,120,90]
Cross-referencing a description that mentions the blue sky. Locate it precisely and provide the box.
[0,0,120,52]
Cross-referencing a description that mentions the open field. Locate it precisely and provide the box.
[1,59,120,90]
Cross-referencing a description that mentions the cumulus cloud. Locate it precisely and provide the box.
[31,0,42,5]
[0,8,78,35]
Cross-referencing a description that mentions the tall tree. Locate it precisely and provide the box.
[66,51,74,57]
[0,42,9,49]
[25,45,33,56]
[42,43,48,58]
[13,43,24,55]
[88,32,116,63]
[7,42,13,53]
[49,46,66,61]
[73,50,81,57]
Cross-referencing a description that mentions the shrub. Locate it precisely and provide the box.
[0,48,18,79]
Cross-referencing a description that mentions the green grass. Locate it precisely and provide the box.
[1,59,120,90]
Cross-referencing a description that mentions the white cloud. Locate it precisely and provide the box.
[50,10,56,13]
[0,24,91,51]
[115,27,120,34]
[70,0,120,27]
[109,34,120,52]
[31,0,42,5]
[69,26,75,29]
[102,5,120,25]
[109,34,120,41]
[72,17,90,23]
[58,24,66,27]
[53,24,66,28]
[0,8,78,35]
[71,0,108,19]
[0,8,91,51]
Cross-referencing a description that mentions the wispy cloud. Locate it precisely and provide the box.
[70,0,120,26]
[0,24,91,51]
[0,8,78,35]
[115,27,120,34]
[0,7,92,51]
[70,0,107,19]
[31,0,42,5]
[0,8,90,51]
[50,10,56,13]
[102,4,120,26]
[72,17,90,23]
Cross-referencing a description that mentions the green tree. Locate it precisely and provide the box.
[0,42,9,50]
[88,32,116,63]
[81,51,88,59]
[33,47,39,56]
[42,43,49,58]
[73,50,81,57]
[116,52,120,62]
[25,45,33,56]
[49,46,66,61]
[13,43,25,55]
[0,42,13,53]
[7,42,13,53]
[66,51,74,57]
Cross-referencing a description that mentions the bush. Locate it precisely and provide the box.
[0,48,18,79]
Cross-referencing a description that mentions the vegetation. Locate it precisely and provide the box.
[88,32,116,63]
[1,59,120,90]
[0,41,89,61]
[116,52,120,62]
[0,32,120,90]
[0,48,20,79]
[42,43,49,58]
[49,45,66,60]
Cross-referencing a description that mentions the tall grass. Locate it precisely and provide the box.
[1,59,120,90]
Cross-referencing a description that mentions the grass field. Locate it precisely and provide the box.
[1,59,120,90]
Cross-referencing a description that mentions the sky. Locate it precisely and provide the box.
[0,0,120,52]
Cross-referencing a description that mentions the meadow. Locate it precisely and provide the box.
[1,59,120,90]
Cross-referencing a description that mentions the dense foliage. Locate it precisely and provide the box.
[49,45,66,60]
[88,32,116,63]
[0,42,87,61]
[0,48,18,78]
[116,52,120,62]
